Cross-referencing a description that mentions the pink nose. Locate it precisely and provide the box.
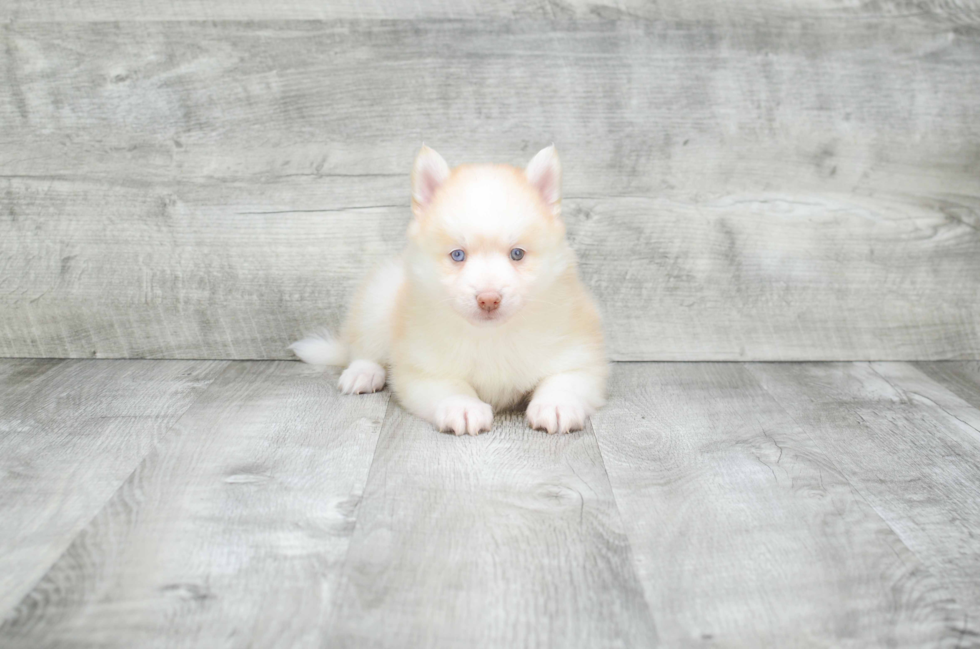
[476,291,502,312]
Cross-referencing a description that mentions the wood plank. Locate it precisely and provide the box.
[0,358,227,617]
[4,21,978,195]
[2,19,979,360]
[874,362,980,435]
[325,405,657,648]
[0,357,63,396]
[748,362,980,620]
[591,362,971,647]
[2,0,979,23]
[915,361,980,411]
[6,181,977,361]
[0,361,389,648]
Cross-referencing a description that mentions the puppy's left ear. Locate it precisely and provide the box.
[525,145,562,217]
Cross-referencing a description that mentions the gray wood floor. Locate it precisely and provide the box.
[1,359,978,648]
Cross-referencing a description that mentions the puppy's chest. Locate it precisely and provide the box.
[447,336,549,407]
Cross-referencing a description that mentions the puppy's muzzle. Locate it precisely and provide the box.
[476,291,502,312]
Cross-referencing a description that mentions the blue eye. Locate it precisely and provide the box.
[510,248,525,261]
[450,249,466,262]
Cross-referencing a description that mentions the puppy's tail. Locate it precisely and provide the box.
[288,330,350,367]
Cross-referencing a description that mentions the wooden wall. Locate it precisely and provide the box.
[2,3,979,360]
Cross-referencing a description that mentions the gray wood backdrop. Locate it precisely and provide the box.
[2,2,979,361]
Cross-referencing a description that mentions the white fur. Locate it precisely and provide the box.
[288,331,348,367]
[292,145,607,436]
[345,260,403,363]
[338,359,386,395]
[434,394,494,436]
[412,145,451,217]
[525,144,562,215]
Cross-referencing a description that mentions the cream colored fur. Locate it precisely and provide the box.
[291,145,608,435]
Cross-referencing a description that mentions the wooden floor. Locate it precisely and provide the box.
[1,360,978,648]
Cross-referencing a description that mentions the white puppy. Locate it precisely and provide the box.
[291,145,608,435]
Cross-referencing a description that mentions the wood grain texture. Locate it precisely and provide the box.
[590,362,971,647]
[749,362,980,621]
[2,19,979,360]
[0,358,227,618]
[325,405,657,648]
[4,359,980,646]
[3,0,979,23]
[0,361,390,648]
[915,361,980,411]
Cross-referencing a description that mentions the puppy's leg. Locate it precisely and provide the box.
[527,370,606,434]
[394,370,493,436]
[338,360,386,395]
[291,261,402,398]
[336,261,404,395]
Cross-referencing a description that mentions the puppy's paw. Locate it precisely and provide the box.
[434,395,493,436]
[338,360,386,395]
[526,395,588,434]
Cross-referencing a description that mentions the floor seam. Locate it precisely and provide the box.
[0,359,233,627]
[585,415,662,643]
[745,361,974,639]
[320,390,394,628]
[905,362,980,441]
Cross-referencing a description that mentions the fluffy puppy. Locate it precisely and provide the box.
[291,145,607,435]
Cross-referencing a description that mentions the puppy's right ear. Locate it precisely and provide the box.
[411,145,450,219]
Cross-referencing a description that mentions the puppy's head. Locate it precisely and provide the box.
[406,145,571,326]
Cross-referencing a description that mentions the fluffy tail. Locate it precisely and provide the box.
[288,330,350,367]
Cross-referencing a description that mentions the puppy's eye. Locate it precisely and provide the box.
[510,248,525,261]
[450,249,466,262]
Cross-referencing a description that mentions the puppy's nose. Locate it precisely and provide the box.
[476,291,502,312]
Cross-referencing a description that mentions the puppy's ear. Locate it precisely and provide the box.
[525,144,561,217]
[411,145,450,219]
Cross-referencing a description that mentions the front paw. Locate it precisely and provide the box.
[526,396,588,434]
[434,395,493,436]
[338,360,386,395]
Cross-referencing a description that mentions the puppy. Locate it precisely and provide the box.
[290,145,608,435]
